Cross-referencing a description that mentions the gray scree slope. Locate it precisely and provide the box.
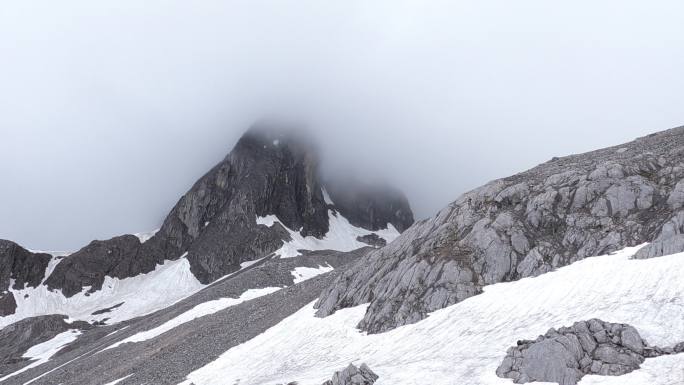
[316,126,684,333]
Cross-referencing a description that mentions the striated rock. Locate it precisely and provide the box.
[42,124,414,295]
[316,126,684,333]
[633,234,684,259]
[321,363,378,385]
[496,319,683,385]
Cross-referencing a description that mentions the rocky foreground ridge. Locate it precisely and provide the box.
[316,126,684,333]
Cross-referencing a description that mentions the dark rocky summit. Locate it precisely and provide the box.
[496,319,684,385]
[321,363,378,385]
[316,127,684,333]
[39,124,414,297]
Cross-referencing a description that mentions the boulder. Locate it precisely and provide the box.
[321,363,378,385]
[496,319,682,385]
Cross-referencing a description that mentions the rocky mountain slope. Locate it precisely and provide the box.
[0,125,413,330]
[1,126,683,385]
[316,126,684,333]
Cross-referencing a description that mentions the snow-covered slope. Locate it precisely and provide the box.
[179,245,684,385]
[257,210,399,258]
[1,256,205,329]
[1,207,393,330]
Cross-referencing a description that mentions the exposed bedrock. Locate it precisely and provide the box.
[0,314,90,367]
[0,240,51,315]
[496,319,684,385]
[39,124,414,295]
[0,240,51,293]
[321,363,379,385]
[316,126,684,333]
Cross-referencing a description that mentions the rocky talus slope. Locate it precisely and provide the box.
[496,319,684,385]
[316,127,684,333]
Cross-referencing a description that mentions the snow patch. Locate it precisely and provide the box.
[133,228,159,243]
[1,257,205,329]
[180,245,684,385]
[0,329,82,383]
[103,374,133,385]
[256,210,399,258]
[104,287,281,351]
[291,265,334,284]
[322,189,334,205]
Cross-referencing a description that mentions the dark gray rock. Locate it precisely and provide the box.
[321,363,378,385]
[0,314,90,375]
[0,240,51,292]
[316,126,684,333]
[326,178,414,233]
[0,240,51,316]
[45,235,148,297]
[0,293,17,317]
[496,319,683,385]
[42,124,415,295]
[356,234,387,248]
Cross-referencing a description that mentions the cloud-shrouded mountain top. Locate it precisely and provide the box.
[2,1,684,250]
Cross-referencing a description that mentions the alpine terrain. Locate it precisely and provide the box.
[0,125,683,385]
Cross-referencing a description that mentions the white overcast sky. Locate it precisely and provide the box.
[2,1,684,250]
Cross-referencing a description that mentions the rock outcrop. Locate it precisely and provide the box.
[356,234,387,248]
[496,319,684,385]
[321,363,378,385]
[0,241,51,315]
[316,127,684,333]
[0,315,90,366]
[24,124,414,299]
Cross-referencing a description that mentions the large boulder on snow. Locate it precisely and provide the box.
[321,363,379,385]
[495,319,681,385]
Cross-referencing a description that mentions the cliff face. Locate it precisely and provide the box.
[316,127,684,333]
[0,241,51,315]
[34,124,414,297]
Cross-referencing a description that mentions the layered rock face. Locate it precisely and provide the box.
[321,363,379,385]
[24,124,414,298]
[316,127,684,333]
[0,241,51,315]
[496,319,684,385]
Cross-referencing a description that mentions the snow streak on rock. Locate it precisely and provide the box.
[103,287,281,351]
